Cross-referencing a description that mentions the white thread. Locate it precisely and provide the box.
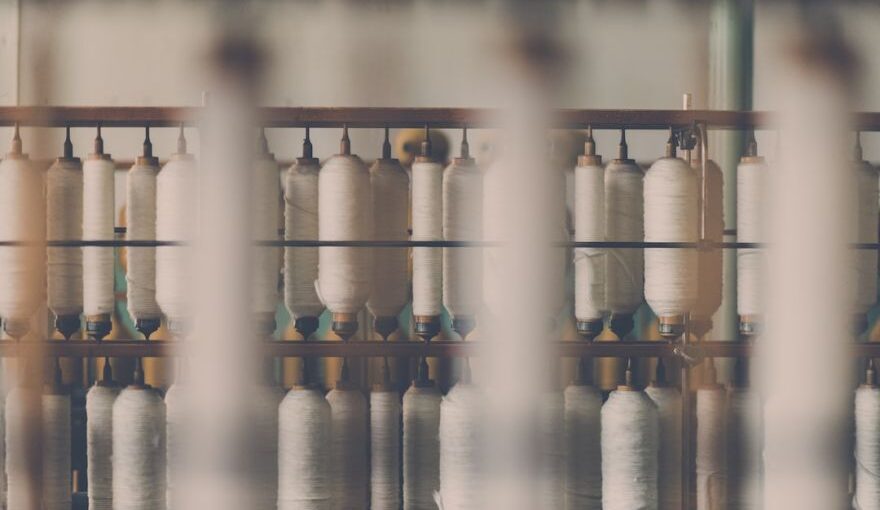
[403,383,441,510]
[165,383,183,509]
[563,383,602,510]
[727,388,761,510]
[370,388,401,510]
[538,391,564,510]
[112,386,166,510]
[284,158,324,320]
[368,158,410,319]
[736,158,767,319]
[253,155,281,317]
[438,383,484,510]
[126,160,162,322]
[252,384,284,510]
[156,155,198,326]
[855,161,878,315]
[278,386,332,510]
[644,156,699,317]
[855,385,880,509]
[86,383,120,510]
[412,159,444,317]
[574,158,606,322]
[0,156,43,325]
[696,386,727,510]
[43,392,72,510]
[47,158,83,317]
[83,157,116,317]
[605,160,644,314]
[646,385,682,510]
[692,159,725,322]
[442,157,482,319]
[601,389,658,510]
[317,154,373,314]
[326,387,368,510]
[5,387,34,510]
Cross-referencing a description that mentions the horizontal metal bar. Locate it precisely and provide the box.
[2,106,880,130]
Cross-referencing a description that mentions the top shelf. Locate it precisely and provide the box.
[2,106,880,130]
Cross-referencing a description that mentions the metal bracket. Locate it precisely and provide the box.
[673,342,705,367]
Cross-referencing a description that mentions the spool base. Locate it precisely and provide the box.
[374,316,399,340]
[136,318,161,340]
[294,316,320,340]
[738,315,761,337]
[54,314,81,340]
[3,318,30,340]
[609,313,634,340]
[576,319,604,341]
[452,315,476,340]
[255,312,277,337]
[331,312,358,341]
[658,315,685,339]
[414,315,441,342]
[86,314,112,341]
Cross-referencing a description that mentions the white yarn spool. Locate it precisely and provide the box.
[284,155,324,320]
[646,384,682,510]
[736,155,767,322]
[563,383,602,510]
[574,152,606,323]
[412,155,444,318]
[326,386,368,510]
[605,159,644,315]
[47,155,84,319]
[278,386,332,510]
[6,387,38,510]
[370,387,401,510]
[855,383,880,510]
[601,388,658,510]
[156,137,197,329]
[696,384,727,510]
[538,391,565,510]
[317,136,373,315]
[42,391,72,510]
[438,383,485,510]
[113,386,166,510]
[692,158,725,325]
[86,382,120,510]
[126,156,162,324]
[83,152,116,318]
[252,384,284,510]
[368,155,410,319]
[253,144,282,321]
[442,150,483,320]
[0,142,43,330]
[854,160,878,316]
[403,383,441,510]
[644,155,699,319]
[165,383,183,509]
[727,387,761,510]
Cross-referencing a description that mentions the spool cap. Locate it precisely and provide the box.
[55,314,81,341]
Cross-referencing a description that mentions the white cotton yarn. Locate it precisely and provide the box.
[644,155,699,319]
[317,136,373,315]
[538,391,565,510]
[278,386,332,510]
[574,150,606,324]
[251,384,284,510]
[126,154,162,324]
[696,383,727,510]
[368,155,410,319]
[5,387,36,510]
[42,391,72,510]
[736,155,767,323]
[605,159,644,315]
[692,158,725,324]
[165,383,183,509]
[442,150,483,320]
[563,383,602,510]
[854,159,878,316]
[86,381,120,510]
[412,155,444,318]
[855,383,880,510]
[646,384,682,510]
[112,386,166,510]
[370,386,401,510]
[327,386,369,510]
[601,388,658,510]
[0,140,43,331]
[156,137,197,330]
[284,154,324,320]
[438,383,485,510]
[83,151,116,318]
[252,142,282,321]
[46,155,84,319]
[727,387,761,510]
[403,383,442,510]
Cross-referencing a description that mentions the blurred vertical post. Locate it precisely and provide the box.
[178,9,263,510]
[759,10,857,509]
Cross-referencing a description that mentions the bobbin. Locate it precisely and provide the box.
[85,126,114,342]
[413,124,443,344]
[289,127,321,341]
[738,131,765,337]
[658,314,686,339]
[137,127,160,167]
[575,125,605,341]
[96,357,118,388]
[616,358,637,392]
[51,127,83,341]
